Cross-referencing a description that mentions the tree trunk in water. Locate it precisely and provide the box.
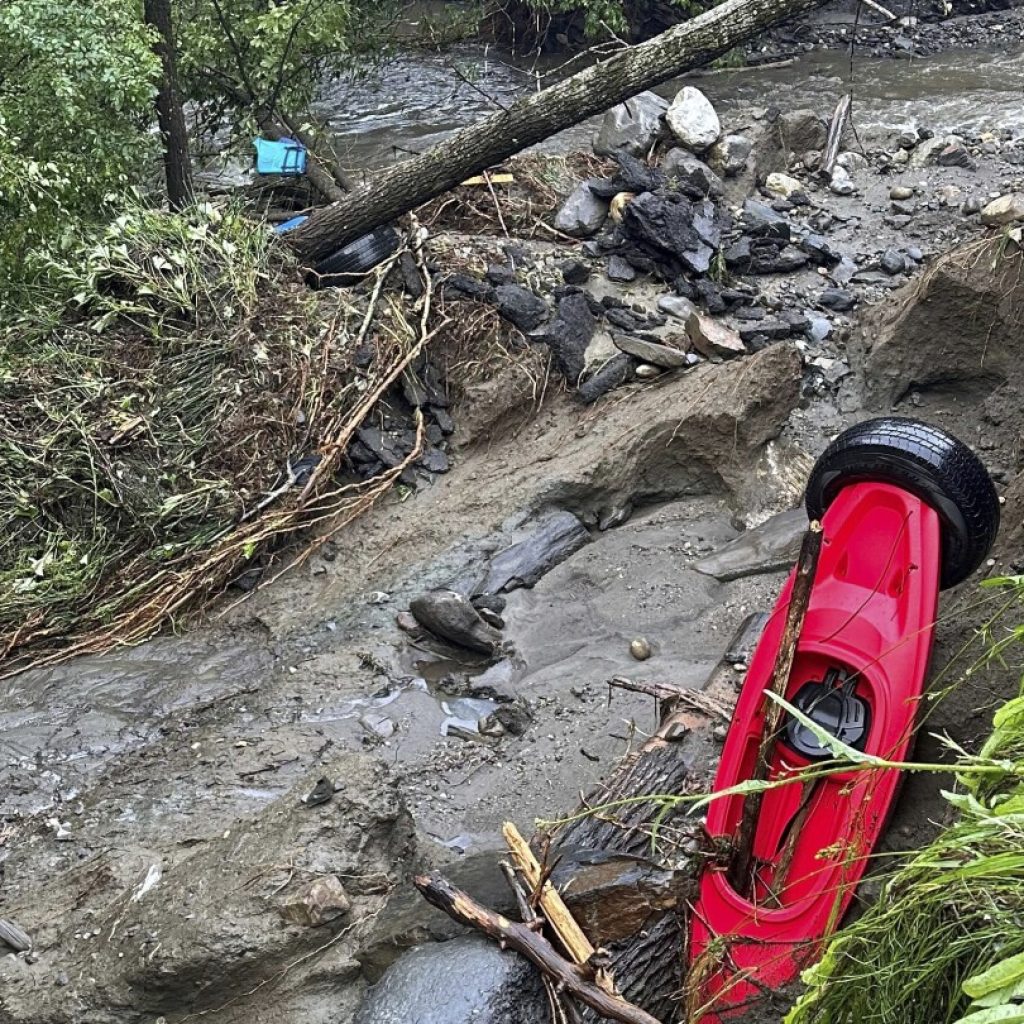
[144,0,193,211]
[285,0,831,264]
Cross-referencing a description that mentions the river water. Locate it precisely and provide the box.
[315,43,1024,172]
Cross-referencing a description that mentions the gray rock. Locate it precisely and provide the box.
[685,313,745,359]
[542,292,596,383]
[578,352,636,403]
[658,294,697,321]
[409,591,502,654]
[807,316,832,343]
[936,140,977,170]
[741,200,791,241]
[695,508,807,581]
[765,172,804,200]
[707,134,752,177]
[819,288,856,312]
[612,334,695,369]
[800,234,842,265]
[909,135,957,168]
[660,148,724,197]
[481,511,590,594]
[594,92,668,157]
[494,285,548,332]
[829,165,855,196]
[560,259,590,285]
[777,109,828,155]
[962,196,985,216]
[607,255,637,282]
[879,249,907,276]
[981,194,1024,226]
[666,86,720,152]
[554,181,610,237]
[890,185,914,201]
[355,936,547,1024]
[836,151,869,173]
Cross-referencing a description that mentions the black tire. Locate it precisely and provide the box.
[805,417,1000,589]
[310,225,399,288]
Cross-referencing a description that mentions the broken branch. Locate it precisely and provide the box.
[413,873,663,1024]
[728,520,824,895]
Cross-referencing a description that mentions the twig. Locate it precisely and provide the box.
[728,521,824,896]
[483,169,511,239]
[502,822,614,994]
[414,873,662,1024]
[608,676,734,722]
[860,0,895,19]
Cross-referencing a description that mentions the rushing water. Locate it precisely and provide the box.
[312,43,1024,174]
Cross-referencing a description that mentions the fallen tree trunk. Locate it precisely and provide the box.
[285,0,832,264]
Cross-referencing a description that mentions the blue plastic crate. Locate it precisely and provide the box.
[253,137,307,176]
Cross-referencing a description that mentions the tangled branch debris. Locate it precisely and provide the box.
[0,205,443,674]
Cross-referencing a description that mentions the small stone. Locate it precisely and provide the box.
[807,316,832,342]
[879,249,907,276]
[396,611,420,635]
[981,194,1024,226]
[554,181,610,237]
[660,149,724,196]
[560,259,590,285]
[634,363,662,379]
[837,151,869,173]
[962,196,985,215]
[278,876,351,928]
[666,86,721,152]
[630,637,653,661]
[741,199,791,241]
[607,256,637,282]
[829,166,855,196]
[892,148,911,166]
[819,288,856,312]
[658,294,697,321]
[707,133,752,177]
[494,285,548,332]
[897,128,921,150]
[303,777,334,807]
[685,312,746,359]
[936,141,977,170]
[890,185,914,201]
[765,172,805,200]
[609,191,634,223]
[612,334,693,369]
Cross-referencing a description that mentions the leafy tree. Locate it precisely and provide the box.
[0,0,158,296]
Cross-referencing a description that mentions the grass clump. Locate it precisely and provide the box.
[0,202,431,671]
[786,604,1024,1024]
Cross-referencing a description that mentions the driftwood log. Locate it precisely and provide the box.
[285,0,834,263]
[728,521,823,895]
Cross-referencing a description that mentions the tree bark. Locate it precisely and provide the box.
[144,0,193,211]
[285,0,831,264]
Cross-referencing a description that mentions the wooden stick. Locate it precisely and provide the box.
[500,862,579,1024]
[414,873,663,1024]
[727,520,824,896]
[822,93,852,177]
[861,0,895,20]
[502,822,615,994]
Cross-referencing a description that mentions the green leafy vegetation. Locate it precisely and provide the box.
[0,0,158,297]
[785,582,1024,1024]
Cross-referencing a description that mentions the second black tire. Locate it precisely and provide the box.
[805,417,1000,589]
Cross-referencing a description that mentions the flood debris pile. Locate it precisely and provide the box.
[0,206,458,671]
[426,79,1024,413]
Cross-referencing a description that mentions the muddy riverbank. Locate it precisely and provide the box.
[6,15,1024,1022]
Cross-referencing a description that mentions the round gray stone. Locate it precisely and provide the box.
[354,936,548,1024]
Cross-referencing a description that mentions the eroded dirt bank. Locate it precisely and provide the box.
[5,31,1024,1024]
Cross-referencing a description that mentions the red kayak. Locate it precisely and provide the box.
[688,418,999,1021]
